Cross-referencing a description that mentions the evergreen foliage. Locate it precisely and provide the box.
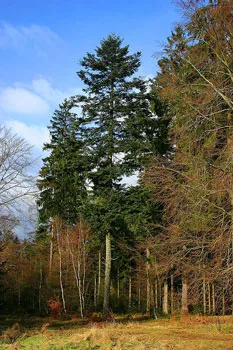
[77,34,155,193]
[37,99,88,226]
[76,34,158,314]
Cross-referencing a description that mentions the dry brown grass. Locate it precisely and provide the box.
[1,315,233,349]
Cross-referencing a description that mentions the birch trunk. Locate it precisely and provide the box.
[208,282,211,315]
[212,283,216,315]
[81,220,86,311]
[103,232,111,316]
[203,276,206,315]
[163,280,168,314]
[181,274,188,314]
[56,220,66,314]
[171,274,174,314]
[66,228,83,318]
[155,278,158,309]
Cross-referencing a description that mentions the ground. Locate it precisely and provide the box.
[0,314,233,349]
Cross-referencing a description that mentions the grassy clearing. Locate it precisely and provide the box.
[0,315,233,349]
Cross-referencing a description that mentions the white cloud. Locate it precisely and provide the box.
[0,87,50,115]
[0,22,61,57]
[0,77,84,124]
[0,78,84,151]
[32,78,84,104]
[5,120,50,150]
[32,78,67,105]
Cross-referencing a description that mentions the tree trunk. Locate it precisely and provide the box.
[103,232,111,316]
[222,291,225,316]
[77,259,83,317]
[128,275,132,310]
[66,228,83,318]
[146,247,150,312]
[81,220,86,312]
[39,259,42,312]
[203,275,206,315]
[208,282,211,315]
[49,223,54,277]
[56,221,66,314]
[97,251,101,303]
[117,269,120,302]
[94,274,97,308]
[159,280,162,310]
[155,278,158,309]
[138,280,141,311]
[212,283,216,315]
[171,274,174,314]
[181,274,188,314]
[150,284,154,310]
[163,280,168,314]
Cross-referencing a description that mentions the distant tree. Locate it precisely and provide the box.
[0,126,36,309]
[0,125,35,214]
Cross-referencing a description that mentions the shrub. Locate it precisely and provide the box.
[47,298,62,318]
[1,323,22,344]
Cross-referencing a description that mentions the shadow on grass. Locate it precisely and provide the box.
[0,315,89,333]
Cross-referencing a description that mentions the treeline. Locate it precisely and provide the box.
[1,0,233,318]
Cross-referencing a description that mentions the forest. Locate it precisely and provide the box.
[1,0,233,330]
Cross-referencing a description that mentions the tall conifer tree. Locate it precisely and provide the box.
[77,34,154,315]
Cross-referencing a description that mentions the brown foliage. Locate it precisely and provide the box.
[47,298,62,318]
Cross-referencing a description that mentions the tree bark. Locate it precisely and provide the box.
[138,280,141,311]
[97,251,101,303]
[146,247,150,312]
[39,259,42,312]
[117,269,120,302]
[181,274,188,314]
[94,274,97,308]
[163,280,168,314]
[80,220,86,312]
[212,283,216,315]
[208,282,211,315]
[49,222,54,277]
[128,275,132,310]
[103,232,111,316]
[222,291,225,316]
[155,278,158,309]
[66,228,83,318]
[56,220,66,314]
[203,276,206,315]
[171,274,174,314]
[159,280,162,310]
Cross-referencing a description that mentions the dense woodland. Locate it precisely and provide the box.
[1,0,233,319]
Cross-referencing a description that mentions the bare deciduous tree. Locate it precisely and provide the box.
[0,125,36,214]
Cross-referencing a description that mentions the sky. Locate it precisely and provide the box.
[0,0,181,235]
[0,0,182,153]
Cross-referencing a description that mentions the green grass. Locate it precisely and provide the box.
[0,315,233,349]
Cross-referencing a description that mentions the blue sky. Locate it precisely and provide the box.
[0,0,181,236]
[0,0,181,154]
